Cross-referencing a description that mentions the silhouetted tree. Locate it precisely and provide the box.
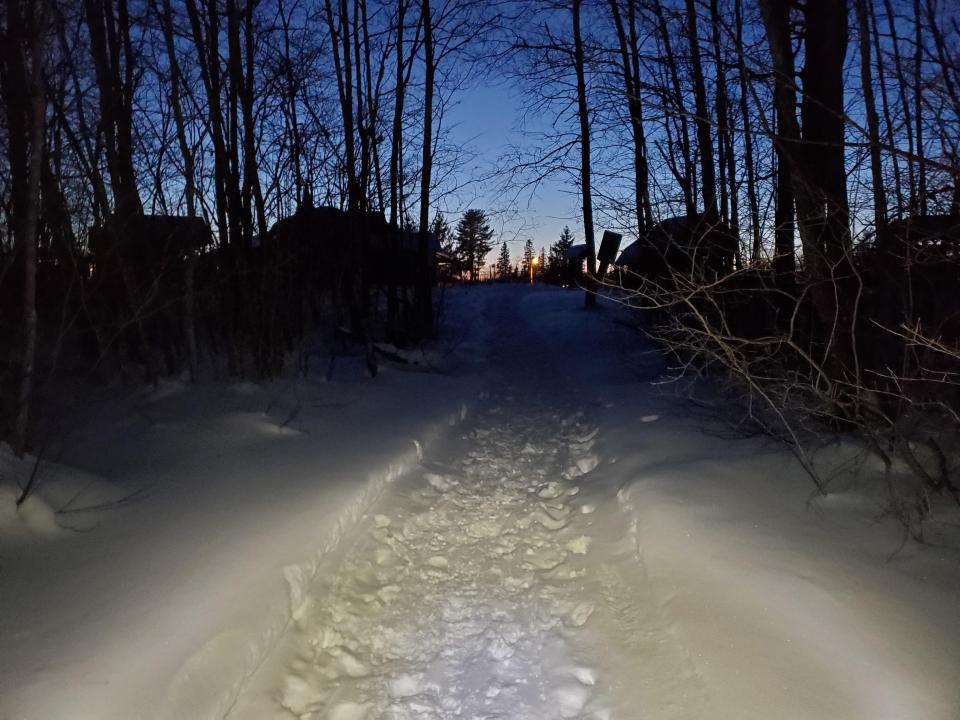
[454,209,494,282]
[495,241,512,279]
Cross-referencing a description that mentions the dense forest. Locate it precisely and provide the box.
[1,0,958,520]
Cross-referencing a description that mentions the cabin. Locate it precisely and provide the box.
[616,214,738,285]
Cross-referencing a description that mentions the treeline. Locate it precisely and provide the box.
[0,0,510,457]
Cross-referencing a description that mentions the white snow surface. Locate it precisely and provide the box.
[1,285,958,720]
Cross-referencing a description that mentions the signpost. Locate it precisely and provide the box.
[596,231,623,284]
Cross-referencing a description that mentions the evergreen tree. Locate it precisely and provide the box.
[430,211,454,254]
[547,225,575,284]
[495,241,512,279]
[454,209,495,282]
[539,247,546,276]
[520,238,535,276]
[402,211,418,234]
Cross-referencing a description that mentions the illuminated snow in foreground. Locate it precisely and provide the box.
[1,286,958,720]
[230,395,698,719]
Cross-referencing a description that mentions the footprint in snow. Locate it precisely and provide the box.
[424,473,455,492]
[567,454,600,477]
[538,481,564,499]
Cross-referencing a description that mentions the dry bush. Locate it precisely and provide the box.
[601,243,960,538]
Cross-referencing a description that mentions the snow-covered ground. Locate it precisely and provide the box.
[1,285,958,719]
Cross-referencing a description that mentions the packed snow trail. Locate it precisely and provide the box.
[228,295,704,719]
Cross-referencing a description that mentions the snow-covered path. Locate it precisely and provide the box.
[229,297,702,719]
[231,395,700,719]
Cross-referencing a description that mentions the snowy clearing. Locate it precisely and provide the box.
[1,285,959,720]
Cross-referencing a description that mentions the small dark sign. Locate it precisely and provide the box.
[597,230,623,265]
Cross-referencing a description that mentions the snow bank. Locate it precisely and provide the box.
[520,291,960,720]
[0,289,489,720]
[489,286,959,720]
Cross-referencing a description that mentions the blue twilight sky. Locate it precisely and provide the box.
[443,77,583,266]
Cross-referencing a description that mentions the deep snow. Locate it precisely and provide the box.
[1,285,958,720]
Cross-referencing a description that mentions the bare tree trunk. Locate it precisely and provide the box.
[686,0,718,220]
[387,0,409,339]
[389,1,409,228]
[608,0,652,233]
[84,0,142,218]
[573,0,597,307]
[653,2,694,216]
[870,1,904,217]
[5,0,46,458]
[734,0,761,263]
[156,0,199,380]
[855,0,888,236]
[762,0,855,379]
[883,0,917,213]
[242,0,267,236]
[709,0,730,226]
[416,0,435,336]
[913,0,926,215]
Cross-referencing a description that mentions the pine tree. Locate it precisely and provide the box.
[520,238,535,276]
[454,209,495,282]
[547,225,575,284]
[430,211,454,254]
[538,247,546,276]
[495,241,512,279]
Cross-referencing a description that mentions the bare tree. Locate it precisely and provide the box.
[572,0,597,307]
[1,0,47,457]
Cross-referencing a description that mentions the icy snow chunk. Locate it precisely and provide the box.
[390,673,422,698]
[427,555,449,568]
[551,566,587,581]
[374,514,392,528]
[530,508,568,531]
[328,702,370,720]
[641,414,659,423]
[555,684,590,717]
[331,647,371,678]
[279,674,327,715]
[538,482,563,499]
[17,493,62,536]
[573,667,597,686]
[523,546,566,571]
[566,536,592,555]
[568,602,595,627]
[487,634,515,660]
[425,473,454,492]
[580,503,596,515]
[466,518,502,538]
[575,454,600,475]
